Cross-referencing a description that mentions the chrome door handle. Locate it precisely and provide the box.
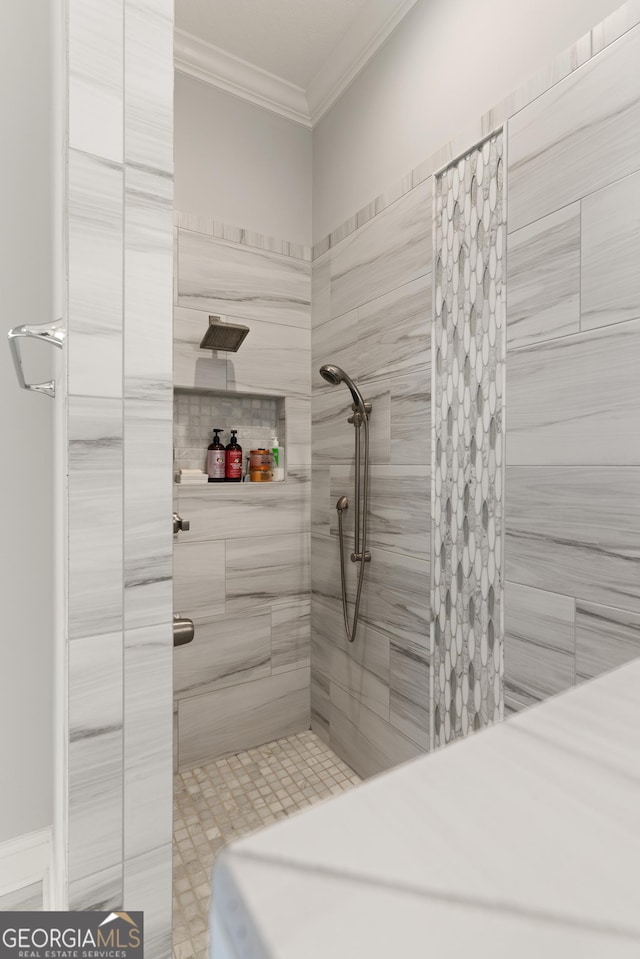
[8,319,66,397]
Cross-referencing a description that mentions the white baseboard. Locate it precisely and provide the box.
[0,827,54,908]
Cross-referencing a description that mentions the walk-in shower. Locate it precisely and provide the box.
[319,365,373,643]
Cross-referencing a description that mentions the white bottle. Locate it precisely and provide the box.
[270,434,284,482]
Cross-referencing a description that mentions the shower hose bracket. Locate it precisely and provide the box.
[350,551,371,563]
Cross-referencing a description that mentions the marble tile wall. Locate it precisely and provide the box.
[505,19,640,712]
[310,181,432,778]
[64,0,174,951]
[173,215,311,771]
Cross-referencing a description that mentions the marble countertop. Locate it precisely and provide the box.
[210,660,640,958]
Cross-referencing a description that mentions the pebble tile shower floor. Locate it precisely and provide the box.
[172,730,361,959]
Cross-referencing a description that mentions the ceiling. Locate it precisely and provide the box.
[174,0,419,126]
[174,0,371,89]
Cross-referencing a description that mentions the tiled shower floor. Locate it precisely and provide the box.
[172,730,361,959]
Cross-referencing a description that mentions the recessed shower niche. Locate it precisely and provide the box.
[173,388,286,482]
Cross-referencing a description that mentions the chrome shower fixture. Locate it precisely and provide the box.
[318,364,372,644]
[200,315,250,352]
[319,364,367,413]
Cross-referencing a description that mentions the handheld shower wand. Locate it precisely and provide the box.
[319,365,372,644]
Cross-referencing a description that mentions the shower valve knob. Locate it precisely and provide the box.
[173,512,190,534]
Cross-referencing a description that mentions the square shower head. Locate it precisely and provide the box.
[199,315,250,352]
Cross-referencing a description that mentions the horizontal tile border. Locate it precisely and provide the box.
[174,209,312,262]
[312,0,640,260]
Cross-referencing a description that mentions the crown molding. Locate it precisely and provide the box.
[174,28,311,128]
[306,0,420,125]
[174,0,419,129]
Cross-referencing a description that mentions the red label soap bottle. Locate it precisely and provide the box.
[225,429,242,482]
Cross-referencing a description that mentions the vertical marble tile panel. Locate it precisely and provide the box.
[226,318,311,397]
[312,389,360,465]
[311,309,359,384]
[330,466,430,562]
[311,468,330,536]
[329,181,432,318]
[124,167,173,399]
[329,682,422,779]
[226,533,310,612]
[68,150,123,398]
[389,642,430,750]
[124,0,173,174]
[358,545,430,649]
[272,600,311,674]
[311,251,331,329]
[124,399,173,630]
[173,703,179,775]
[68,0,123,160]
[506,204,581,349]
[312,382,391,466]
[177,231,311,329]
[68,632,123,885]
[310,666,331,745]
[504,582,575,710]
[124,624,173,862]
[173,539,226,618]
[576,601,640,681]
[506,320,640,465]
[68,865,123,912]
[123,845,172,959]
[505,467,640,613]
[390,374,431,466]
[310,533,343,613]
[68,397,123,639]
[358,275,431,384]
[173,609,272,698]
[285,396,311,468]
[312,599,390,684]
[173,306,227,391]
[327,642,390,721]
[508,24,640,231]
[178,668,310,767]
[581,170,640,331]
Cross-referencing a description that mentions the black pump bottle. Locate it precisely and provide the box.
[225,429,242,482]
[207,428,225,482]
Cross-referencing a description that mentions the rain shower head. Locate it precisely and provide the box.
[200,316,250,353]
[319,364,366,411]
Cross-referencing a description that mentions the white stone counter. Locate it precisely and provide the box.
[210,659,640,958]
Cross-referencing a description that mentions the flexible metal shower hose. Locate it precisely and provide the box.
[336,413,370,643]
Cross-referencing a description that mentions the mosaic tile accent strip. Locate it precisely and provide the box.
[431,131,506,748]
[172,730,360,959]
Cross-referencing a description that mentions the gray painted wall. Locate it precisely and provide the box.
[313,0,625,242]
[174,75,312,246]
[0,0,54,844]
